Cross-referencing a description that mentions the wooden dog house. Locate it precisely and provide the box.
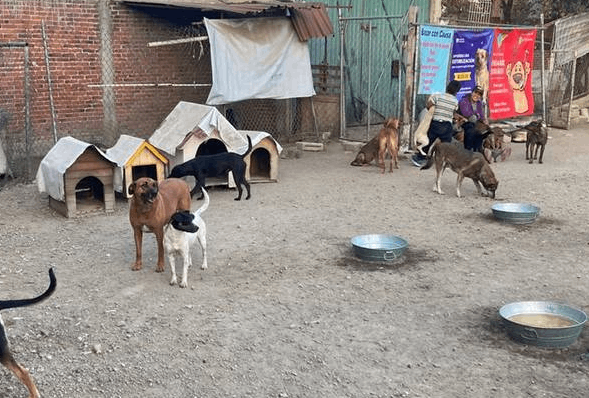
[106,134,168,198]
[149,101,282,189]
[36,136,117,218]
[239,130,282,183]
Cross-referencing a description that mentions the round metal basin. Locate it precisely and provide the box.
[491,203,540,225]
[499,301,587,347]
[351,234,408,262]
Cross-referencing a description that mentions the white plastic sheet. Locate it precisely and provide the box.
[205,17,316,105]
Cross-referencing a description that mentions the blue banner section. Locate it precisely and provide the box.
[449,29,494,102]
[418,25,454,95]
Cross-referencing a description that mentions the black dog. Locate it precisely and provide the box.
[462,121,493,154]
[1,268,56,398]
[169,135,252,201]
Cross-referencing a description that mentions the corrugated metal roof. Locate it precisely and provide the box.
[122,0,334,40]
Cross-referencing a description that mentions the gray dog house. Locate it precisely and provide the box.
[36,136,117,217]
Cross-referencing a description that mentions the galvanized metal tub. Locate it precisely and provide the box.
[499,301,587,348]
[491,203,540,225]
[350,234,408,262]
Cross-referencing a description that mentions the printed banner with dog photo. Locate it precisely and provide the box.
[488,29,537,120]
[418,25,454,94]
[449,29,494,103]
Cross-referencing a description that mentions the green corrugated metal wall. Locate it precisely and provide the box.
[308,0,430,130]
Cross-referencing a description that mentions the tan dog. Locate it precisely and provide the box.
[128,177,192,272]
[475,48,490,103]
[377,117,400,173]
[421,138,498,198]
[413,107,434,156]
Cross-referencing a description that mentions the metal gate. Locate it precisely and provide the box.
[338,14,409,141]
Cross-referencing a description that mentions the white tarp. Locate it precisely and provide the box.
[36,136,116,201]
[105,134,146,193]
[204,17,316,105]
[149,101,248,156]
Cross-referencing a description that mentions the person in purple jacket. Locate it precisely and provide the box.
[459,86,489,154]
[459,85,486,124]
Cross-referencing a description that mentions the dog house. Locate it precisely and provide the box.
[106,134,169,198]
[149,101,247,167]
[149,101,281,189]
[239,130,282,183]
[36,136,117,218]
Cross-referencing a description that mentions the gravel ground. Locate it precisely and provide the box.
[1,123,589,397]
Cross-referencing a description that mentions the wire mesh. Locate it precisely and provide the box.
[338,15,408,141]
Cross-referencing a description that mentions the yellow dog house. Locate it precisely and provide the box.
[36,136,117,218]
[106,134,168,198]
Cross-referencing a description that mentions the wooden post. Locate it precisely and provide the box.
[402,6,418,151]
[566,51,577,130]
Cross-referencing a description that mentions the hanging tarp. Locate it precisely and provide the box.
[488,29,537,120]
[204,17,316,105]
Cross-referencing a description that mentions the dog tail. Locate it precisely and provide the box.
[241,135,253,158]
[196,186,209,216]
[420,138,441,170]
[0,268,56,311]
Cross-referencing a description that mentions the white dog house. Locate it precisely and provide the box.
[36,136,117,217]
[106,134,169,198]
[149,101,281,186]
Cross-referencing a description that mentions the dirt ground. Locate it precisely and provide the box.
[1,123,589,398]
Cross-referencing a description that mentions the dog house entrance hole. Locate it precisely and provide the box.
[194,138,229,188]
[132,164,157,181]
[250,148,270,180]
[75,176,104,211]
[197,138,227,156]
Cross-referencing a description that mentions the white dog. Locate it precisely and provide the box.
[164,187,209,288]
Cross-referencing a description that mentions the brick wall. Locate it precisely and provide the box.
[0,0,211,177]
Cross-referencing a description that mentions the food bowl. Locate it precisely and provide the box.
[491,202,540,224]
[350,234,408,262]
[499,301,587,347]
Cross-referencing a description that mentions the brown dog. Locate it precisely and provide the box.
[128,177,192,272]
[421,138,498,198]
[350,136,379,167]
[377,117,400,173]
[524,120,547,164]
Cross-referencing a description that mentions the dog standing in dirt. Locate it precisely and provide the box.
[524,120,548,164]
[128,177,192,272]
[1,268,56,398]
[421,138,498,198]
[377,117,401,173]
[164,187,209,288]
[169,135,252,201]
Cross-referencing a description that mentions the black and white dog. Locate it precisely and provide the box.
[164,188,209,288]
[1,268,56,398]
[169,135,252,201]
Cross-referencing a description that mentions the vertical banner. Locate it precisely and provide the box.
[449,29,494,102]
[418,25,454,94]
[488,29,537,120]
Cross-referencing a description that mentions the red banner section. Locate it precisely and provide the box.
[488,29,537,120]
